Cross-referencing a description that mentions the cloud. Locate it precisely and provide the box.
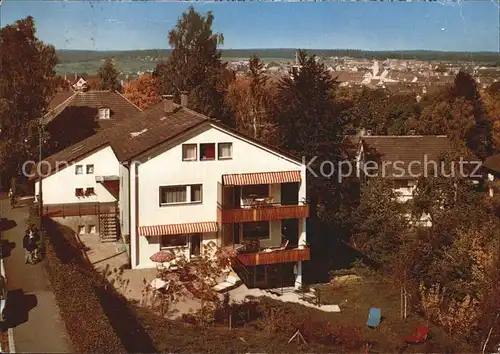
[106,18,124,24]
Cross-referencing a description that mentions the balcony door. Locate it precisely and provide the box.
[190,233,201,257]
[281,182,299,205]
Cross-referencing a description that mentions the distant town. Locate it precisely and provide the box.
[57,49,500,96]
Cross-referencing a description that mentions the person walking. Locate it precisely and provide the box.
[8,188,16,209]
[23,231,36,264]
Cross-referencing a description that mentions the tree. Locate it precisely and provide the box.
[350,87,390,134]
[225,55,278,144]
[123,73,161,110]
[413,96,476,143]
[154,6,233,124]
[142,243,236,321]
[272,50,348,231]
[0,16,57,186]
[414,72,492,159]
[482,87,500,153]
[351,178,409,268]
[452,71,492,159]
[98,58,122,92]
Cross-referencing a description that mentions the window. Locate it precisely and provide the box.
[160,186,187,204]
[75,188,84,197]
[182,144,197,161]
[78,226,85,235]
[75,165,83,175]
[88,225,96,234]
[86,164,94,174]
[160,185,202,205]
[200,143,215,160]
[99,108,110,119]
[85,187,95,196]
[161,234,188,248]
[218,143,233,160]
[242,221,270,240]
[191,185,202,202]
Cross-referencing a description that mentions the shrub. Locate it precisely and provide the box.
[44,236,126,353]
[41,216,156,353]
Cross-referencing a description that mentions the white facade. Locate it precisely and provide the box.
[38,122,309,288]
[35,146,120,205]
[131,124,307,273]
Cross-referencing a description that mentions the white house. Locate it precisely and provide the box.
[33,95,310,289]
[351,132,471,226]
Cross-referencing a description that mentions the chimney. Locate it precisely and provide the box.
[180,91,188,107]
[162,94,174,112]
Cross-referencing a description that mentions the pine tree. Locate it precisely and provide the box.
[98,58,122,92]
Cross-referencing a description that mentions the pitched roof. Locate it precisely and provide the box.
[47,91,76,111]
[43,90,142,130]
[33,100,302,179]
[483,154,500,173]
[361,135,454,179]
[33,103,209,178]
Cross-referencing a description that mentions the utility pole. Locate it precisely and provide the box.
[38,119,43,233]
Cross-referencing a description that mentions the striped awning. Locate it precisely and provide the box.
[138,222,218,237]
[223,171,301,186]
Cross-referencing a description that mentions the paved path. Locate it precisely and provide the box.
[1,199,73,353]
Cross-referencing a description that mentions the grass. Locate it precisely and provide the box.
[135,272,475,353]
[136,305,335,353]
[311,273,475,353]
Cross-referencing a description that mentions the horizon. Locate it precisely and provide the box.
[1,1,499,52]
[55,48,498,54]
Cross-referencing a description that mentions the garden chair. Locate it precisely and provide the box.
[212,271,241,292]
[402,325,429,344]
[367,307,381,328]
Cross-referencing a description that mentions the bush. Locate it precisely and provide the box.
[44,235,126,353]
[41,217,156,353]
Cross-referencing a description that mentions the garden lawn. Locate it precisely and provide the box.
[311,274,475,353]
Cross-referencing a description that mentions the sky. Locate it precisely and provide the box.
[1,0,499,52]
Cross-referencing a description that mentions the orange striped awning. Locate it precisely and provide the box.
[223,171,301,186]
[138,222,218,237]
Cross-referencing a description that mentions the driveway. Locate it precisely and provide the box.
[1,198,73,352]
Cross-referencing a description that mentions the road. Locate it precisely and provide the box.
[1,198,73,353]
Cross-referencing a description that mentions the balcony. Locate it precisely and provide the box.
[35,202,118,217]
[236,247,310,266]
[220,201,309,223]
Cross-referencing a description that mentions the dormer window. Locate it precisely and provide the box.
[99,108,110,120]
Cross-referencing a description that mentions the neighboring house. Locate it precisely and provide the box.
[32,94,310,290]
[43,90,142,154]
[351,132,481,226]
[481,153,500,197]
[72,76,88,91]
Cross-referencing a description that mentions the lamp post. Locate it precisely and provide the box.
[38,119,43,234]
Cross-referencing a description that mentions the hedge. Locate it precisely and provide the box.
[42,219,126,353]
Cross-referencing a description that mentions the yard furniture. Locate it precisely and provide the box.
[367,307,381,328]
[263,239,289,252]
[213,271,242,292]
[150,250,175,269]
[402,325,430,344]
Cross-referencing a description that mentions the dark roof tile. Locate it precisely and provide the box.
[361,135,454,178]
[43,91,141,129]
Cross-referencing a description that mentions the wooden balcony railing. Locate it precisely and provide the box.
[35,202,118,218]
[220,202,309,223]
[236,247,310,266]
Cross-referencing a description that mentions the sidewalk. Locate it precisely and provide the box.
[0,198,73,353]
